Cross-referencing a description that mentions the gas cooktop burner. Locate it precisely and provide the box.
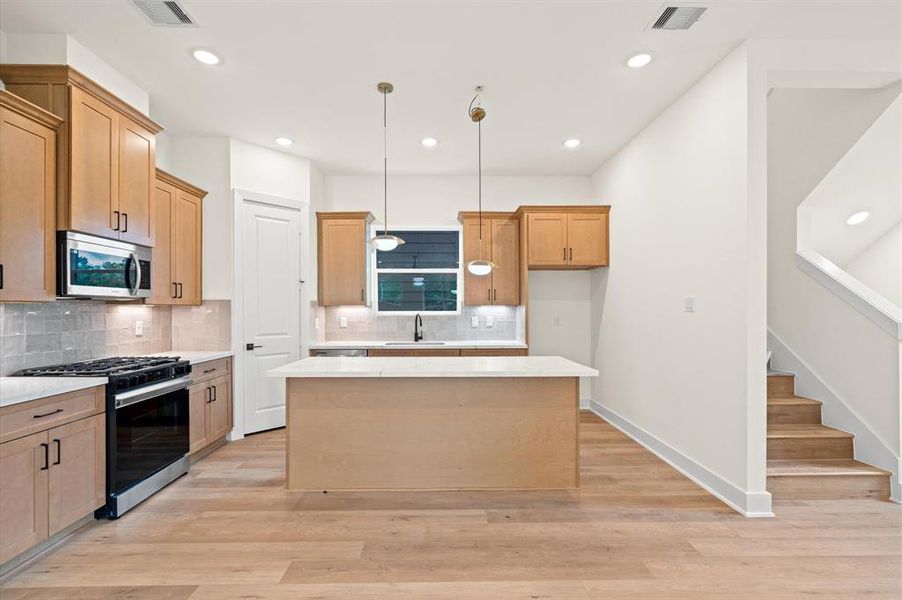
[17,356,183,377]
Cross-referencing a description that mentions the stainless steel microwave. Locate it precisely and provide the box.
[58,231,152,299]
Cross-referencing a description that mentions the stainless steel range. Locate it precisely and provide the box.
[17,356,192,518]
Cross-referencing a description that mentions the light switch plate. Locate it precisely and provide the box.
[684,297,696,313]
[134,320,143,336]
[486,316,493,328]
[471,316,479,328]
[339,316,348,328]
[314,317,320,330]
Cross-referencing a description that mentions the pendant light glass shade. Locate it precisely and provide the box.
[468,86,493,277]
[370,82,403,251]
[467,259,495,276]
[371,233,405,252]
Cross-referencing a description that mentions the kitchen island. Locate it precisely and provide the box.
[267,356,598,491]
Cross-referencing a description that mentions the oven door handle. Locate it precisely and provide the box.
[114,376,192,409]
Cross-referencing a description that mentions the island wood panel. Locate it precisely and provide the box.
[286,376,579,491]
[0,93,59,302]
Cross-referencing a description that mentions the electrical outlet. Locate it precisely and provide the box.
[684,296,696,313]
[134,320,144,337]
[486,316,493,328]
[339,316,348,328]
[471,316,479,328]
[314,317,321,330]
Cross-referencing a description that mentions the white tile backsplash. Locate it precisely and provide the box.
[323,305,524,342]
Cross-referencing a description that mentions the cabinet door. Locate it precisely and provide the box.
[0,106,56,302]
[462,219,492,306]
[188,382,209,454]
[0,431,48,563]
[47,414,105,536]
[148,180,175,304]
[526,213,567,267]
[117,116,156,246]
[319,218,367,306]
[69,86,119,238]
[207,375,232,442]
[173,190,202,305]
[490,217,520,305]
[566,212,608,267]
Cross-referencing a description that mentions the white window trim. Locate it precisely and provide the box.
[370,224,463,315]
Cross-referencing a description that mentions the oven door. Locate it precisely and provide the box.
[110,377,190,495]
[60,231,151,299]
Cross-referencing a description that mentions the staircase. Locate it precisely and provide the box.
[766,373,891,500]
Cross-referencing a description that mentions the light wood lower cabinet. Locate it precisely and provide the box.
[460,348,528,357]
[188,360,233,456]
[0,91,62,302]
[0,388,105,565]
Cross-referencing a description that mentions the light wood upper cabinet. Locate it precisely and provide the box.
[0,65,163,245]
[317,212,373,307]
[117,116,156,247]
[0,91,61,302]
[0,431,48,564]
[69,85,119,239]
[148,170,205,306]
[47,414,105,536]
[460,212,520,306]
[521,206,610,269]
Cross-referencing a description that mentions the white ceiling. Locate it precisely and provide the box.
[0,1,899,175]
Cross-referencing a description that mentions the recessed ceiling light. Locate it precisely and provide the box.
[421,137,438,148]
[563,138,581,149]
[192,48,221,65]
[846,211,870,225]
[627,53,653,69]
[274,137,294,147]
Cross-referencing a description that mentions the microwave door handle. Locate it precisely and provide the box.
[128,252,142,296]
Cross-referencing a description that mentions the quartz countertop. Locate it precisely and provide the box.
[309,340,527,350]
[148,350,233,365]
[0,377,108,408]
[267,356,596,379]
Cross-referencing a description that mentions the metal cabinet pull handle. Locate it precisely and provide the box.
[33,408,63,419]
[211,385,217,402]
[176,282,183,299]
[569,248,573,261]
[113,211,120,231]
[122,212,128,233]
[172,282,178,298]
[40,443,49,470]
[206,387,212,404]
[203,368,215,374]
[53,439,61,465]
[0,263,4,290]
[361,289,365,302]
[563,247,566,261]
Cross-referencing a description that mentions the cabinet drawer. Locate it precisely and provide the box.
[0,386,104,444]
[191,358,231,384]
[460,348,528,357]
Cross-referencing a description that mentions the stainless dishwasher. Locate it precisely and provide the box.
[309,348,368,357]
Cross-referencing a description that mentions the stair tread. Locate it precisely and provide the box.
[767,395,822,406]
[768,459,890,477]
[767,424,853,439]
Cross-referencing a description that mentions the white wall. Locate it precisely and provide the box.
[589,45,770,515]
[845,224,902,306]
[0,32,149,114]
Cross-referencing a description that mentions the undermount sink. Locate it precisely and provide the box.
[385,341,446,346]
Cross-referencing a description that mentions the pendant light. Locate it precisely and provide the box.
[370,82,405,251]
[467,85,495,276]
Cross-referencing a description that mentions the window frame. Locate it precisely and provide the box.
[371,224,463,316]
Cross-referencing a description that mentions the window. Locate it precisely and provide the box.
[374,229,461,313]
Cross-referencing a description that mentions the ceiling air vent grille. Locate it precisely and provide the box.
[652,6,706,30]
[133,1,196,26]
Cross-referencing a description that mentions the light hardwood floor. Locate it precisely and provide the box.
[2,412,900,599]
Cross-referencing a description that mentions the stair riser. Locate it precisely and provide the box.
[768,438,853,460]
[768,405,822,425]
[767,375,795,397]
[768,474,891,500]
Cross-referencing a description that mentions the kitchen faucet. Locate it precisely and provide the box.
[414,313,424,342]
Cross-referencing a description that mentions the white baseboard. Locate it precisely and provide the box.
[589,400,774,518]
[768,329,902,503]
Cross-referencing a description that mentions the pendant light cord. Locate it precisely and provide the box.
[383,88,388,237]
[478,117,482,243]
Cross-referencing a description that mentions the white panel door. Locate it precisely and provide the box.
[242,201,301,434]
